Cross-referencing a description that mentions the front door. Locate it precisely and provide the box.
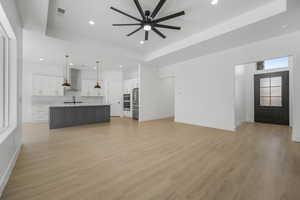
[254,71,289,125]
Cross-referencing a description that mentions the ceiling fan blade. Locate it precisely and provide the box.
[145,31,149,41]
[127,26,143,36]
[113,23,142,26]
[133,0,146,20]
[152,27,166,39]
[110,7,142,22]
[154,24,181,30]
[153,11,185,23]
[151,0,167,18]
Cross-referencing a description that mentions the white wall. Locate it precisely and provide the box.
[139,65,175,121]
[0,0,22,196]
[175,58,236,131]
[104,70,123,117]
[244,65,256,123]
[235,65,247,127]
[159,65,175,118]
[160,77,175,118]
[168,30,300,141]
[235,64,255,127]
[123,69,138,81]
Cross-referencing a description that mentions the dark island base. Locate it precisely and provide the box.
[49,105,110,129]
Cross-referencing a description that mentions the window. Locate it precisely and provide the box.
[0,24,9,132]
[257,57,289,71]
[260,76,282,107]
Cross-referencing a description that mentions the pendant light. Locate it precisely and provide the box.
[62,55,71,87]
[94,61,101,89]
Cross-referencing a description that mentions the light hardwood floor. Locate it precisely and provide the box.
[1,118,300,200]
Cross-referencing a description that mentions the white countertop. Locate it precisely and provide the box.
[49,104,110,108]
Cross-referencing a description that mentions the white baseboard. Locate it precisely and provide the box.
[292,135,300,143]
[0,144,21,198]
[139,114,175,122]
[174,119,236,132]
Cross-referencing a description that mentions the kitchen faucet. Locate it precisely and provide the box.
[63,96,83,104]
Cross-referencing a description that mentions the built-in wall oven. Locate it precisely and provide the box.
[123,94,130,111]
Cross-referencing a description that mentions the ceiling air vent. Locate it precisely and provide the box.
[57,8,66,15]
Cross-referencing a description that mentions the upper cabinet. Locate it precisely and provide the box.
[81,80,104,97]
[32,75,64,96]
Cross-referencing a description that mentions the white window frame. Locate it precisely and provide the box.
[256,56,289,74]
[0,2,18,144]
[0,23,9,133]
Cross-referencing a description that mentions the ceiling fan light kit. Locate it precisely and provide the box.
[143,24,151,31]
[111,0,185,41]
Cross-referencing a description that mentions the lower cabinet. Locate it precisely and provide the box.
[49,105,110,129]
[49,108,65,128]
[95,106,110,123]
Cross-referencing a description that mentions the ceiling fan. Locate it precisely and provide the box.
[111,0,185,41]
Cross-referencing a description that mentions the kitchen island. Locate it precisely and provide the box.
[49,104,110,129]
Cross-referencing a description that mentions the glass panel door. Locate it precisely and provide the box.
[259,76,282,107]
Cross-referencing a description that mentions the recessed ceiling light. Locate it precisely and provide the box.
[89,20,95,25]
[120,65,123,68]
[143,25,152,31]
[211,0,219,5]
[70,63,74,66]
[93,67,97,70]
[39,58,44,61]
[140,40,145,45]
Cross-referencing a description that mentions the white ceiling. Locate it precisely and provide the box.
[17,0,49,34]
[46,0,275,54]
[17,0,300,68]
[22,29,142,71]
[148,0,300,66]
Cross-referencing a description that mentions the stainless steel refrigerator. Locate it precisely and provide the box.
[132,88,139,120]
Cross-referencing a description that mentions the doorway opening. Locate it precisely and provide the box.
[122,66,139,120]
[234,56,293,128]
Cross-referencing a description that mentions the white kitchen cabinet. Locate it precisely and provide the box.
[81,80,104,97]
[32,75,64,96]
